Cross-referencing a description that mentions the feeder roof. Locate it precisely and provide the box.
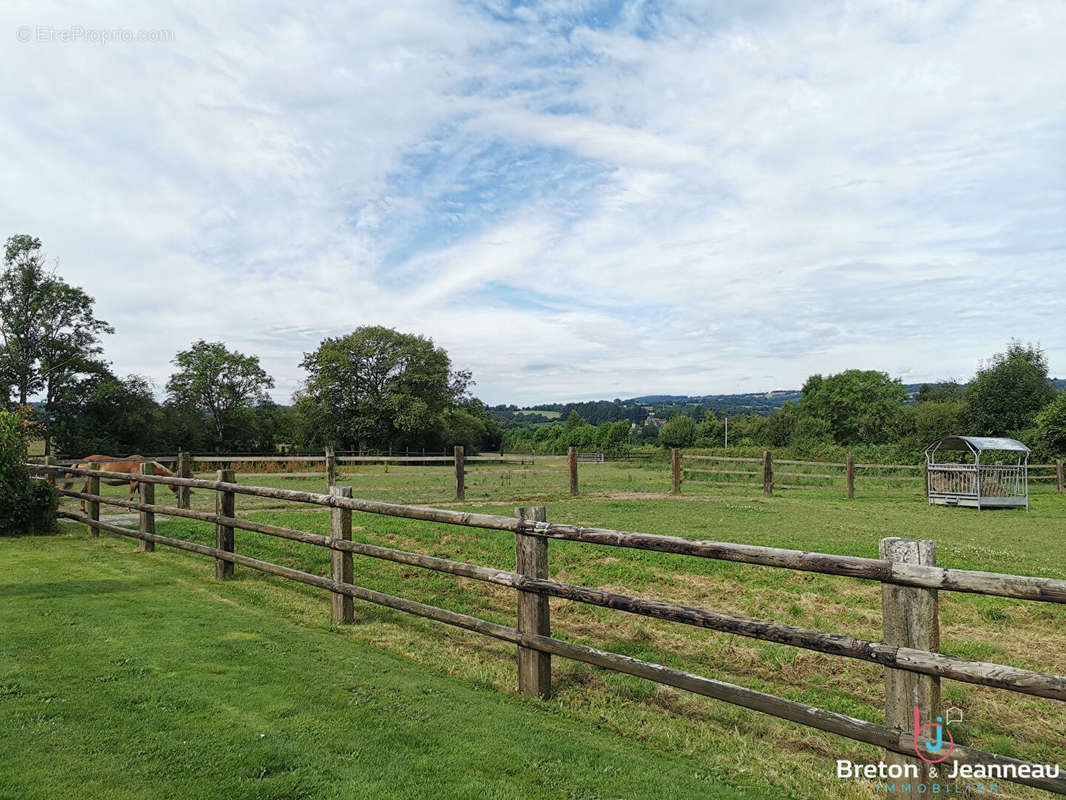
[925,435,1030,454]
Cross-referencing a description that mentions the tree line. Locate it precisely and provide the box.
[5,233,1066,461]
[650,342,1066,461]
[1,235,501,456]
[501,343,1066,461]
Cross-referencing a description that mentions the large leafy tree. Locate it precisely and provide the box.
[51,372,163,456]
[799,370,908,445]
[166,340,274,446]
[0,235,113,452]
[658,415,696,448]
[965,340,1055,436]
[296,326,470,451]
[1035,391,1066,455]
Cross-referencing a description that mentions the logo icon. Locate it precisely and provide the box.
[913,706,954,763]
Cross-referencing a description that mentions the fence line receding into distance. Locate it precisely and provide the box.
[27,461,1066,796]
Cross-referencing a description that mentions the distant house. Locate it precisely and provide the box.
[643,413,667,428]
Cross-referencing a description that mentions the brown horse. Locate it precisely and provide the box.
[59,454,182,504]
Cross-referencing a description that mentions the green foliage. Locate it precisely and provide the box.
[1035,391,1066,455]
[910,399,969,446]
[0,235,113,456]
[917,380,964,403]
[440,399,503,453]
[787,416,835,457]
[296,326,471,452]
[965,340,1055,436]
[799,370,908,445]
[51,373,164,455]
[500,415,635,455]
[166,340,274,445]
[657,415,696,448]
[0,410,56,535]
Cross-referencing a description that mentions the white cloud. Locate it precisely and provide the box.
[1,0,1064,404]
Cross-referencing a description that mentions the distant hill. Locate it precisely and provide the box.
[495,377,1066,426]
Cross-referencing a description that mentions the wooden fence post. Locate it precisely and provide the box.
[1057,459,1064,495]
[325,446,336,489]
[671,448,681,494]
[215,469,235,580]
[762,450,773,496]
[568,446,578,495]
[138,462,155,552]
[454,445,465,501]
[880,538,940,799]
[329,485,354,623]
[87,462,100,537]
[921,460,929,502]
[846,453,855,500]
[177,451,191,509]
[515,506,550,698]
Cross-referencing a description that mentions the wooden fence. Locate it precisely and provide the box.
[42,449,1066,505]
[674,451,1066,499]
[28,462,1066,796]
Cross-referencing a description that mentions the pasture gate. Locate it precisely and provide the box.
[29,462,1066,797]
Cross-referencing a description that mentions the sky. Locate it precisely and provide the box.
[1,1,1064,406]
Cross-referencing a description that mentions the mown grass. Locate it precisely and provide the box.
[0,535,782,800]
[50,461,1066,798]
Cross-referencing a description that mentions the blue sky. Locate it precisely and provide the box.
[2,1,1065,404]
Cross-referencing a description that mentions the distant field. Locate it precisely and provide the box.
[514,409,561,418]
[41,462,1066,798]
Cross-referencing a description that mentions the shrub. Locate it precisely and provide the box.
[1035,391,1066,456]
[0,410,57,535]
[658,415,696,448]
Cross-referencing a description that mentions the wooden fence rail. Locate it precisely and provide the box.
[27,462,1066,794]
[674,452,1066,500]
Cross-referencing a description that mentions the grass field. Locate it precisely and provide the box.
[22,461,1066,798]
[0,536,774,800]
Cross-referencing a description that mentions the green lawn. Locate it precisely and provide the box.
[34,462,1066,798]
[0,535,777,800]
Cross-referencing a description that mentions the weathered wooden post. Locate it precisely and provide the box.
[671,448,681,494]
[515,506,550,698]
[921,460,929,502]
[762,450,773,496]
[1057,459,1064,495]
[880,538,940,799]
[325,446,336,489]
[177,451,191,509]
[138,462,155,552]
[568,446,578,495]
[454,445,465,501]
[329,485,354,624]
[87,462,100,537]
[215,469,235,580]
[846,453,855,500]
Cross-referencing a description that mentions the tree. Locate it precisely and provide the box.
[51,372,163,456]
[965,340,1055,436]
[0,235,113,451]
[917,380,964,404]
[1035,391,1066,455]
[799,370,908,445]
[658,415,696,448]
[910,399,968,446]
[297,326,470,451]
[166,340,274,446]
[0,409,56,535]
